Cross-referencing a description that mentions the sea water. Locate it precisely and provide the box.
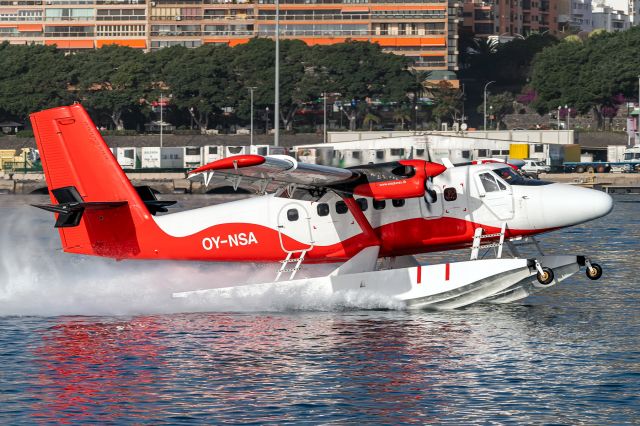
[0,195,638,424]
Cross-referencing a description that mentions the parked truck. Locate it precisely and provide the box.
[563,145,640,173]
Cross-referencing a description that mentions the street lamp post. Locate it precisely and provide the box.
[414,104,419,133]
[323,92,327,144]
[159,92,164,148]
[248,86,257,146]
[483,81,495,131]
[265,106,270,135]
[637,75,640,145]
[274,0,280,146]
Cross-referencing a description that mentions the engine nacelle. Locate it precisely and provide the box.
[352,160,447,200]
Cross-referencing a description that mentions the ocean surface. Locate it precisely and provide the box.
[0,194,638,424]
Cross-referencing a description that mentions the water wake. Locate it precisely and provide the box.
[0,201,400,316]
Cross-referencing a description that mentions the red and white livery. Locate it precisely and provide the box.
[30,104,613,309]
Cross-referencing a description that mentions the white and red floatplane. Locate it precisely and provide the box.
[31,104,613,309]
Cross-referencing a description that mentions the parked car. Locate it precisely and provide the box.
[521,159,551,175]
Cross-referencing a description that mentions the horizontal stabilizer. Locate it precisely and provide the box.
[32,186,126,228]
[33,201,128,227]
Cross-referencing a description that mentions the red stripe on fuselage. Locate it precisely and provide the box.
[74,215,554,263]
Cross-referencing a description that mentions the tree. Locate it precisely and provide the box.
[0,43,74,123]
[164,44,238,132]
[312,41,415,130]
[530,27,640,129]
[431,81,462,126]
[478,92,515,129]
[393,108,412,130]
[362,112,381,131]
[72,45,149,130]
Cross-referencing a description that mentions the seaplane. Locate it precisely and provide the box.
[30,104,613,309]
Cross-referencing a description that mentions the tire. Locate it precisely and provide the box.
[587,166,595,173]
[586,263,603,280]
[536,267,554,285]
[596,165,606,173]
[576,166,585,173]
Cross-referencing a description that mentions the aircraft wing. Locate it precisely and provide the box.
[188,154,359,193]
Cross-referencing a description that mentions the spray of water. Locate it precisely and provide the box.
[0,199,402,316]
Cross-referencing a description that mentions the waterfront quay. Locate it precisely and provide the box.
[3,171,639,195]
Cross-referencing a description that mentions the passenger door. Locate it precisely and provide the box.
[475,171,514,220]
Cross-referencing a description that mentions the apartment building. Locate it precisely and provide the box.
[0,0,460,81]
[462,0,560,37]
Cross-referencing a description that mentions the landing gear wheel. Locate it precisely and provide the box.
[537,267,554,285]
[586,263,603,280]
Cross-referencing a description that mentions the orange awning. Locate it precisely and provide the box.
[203,38,249,46]
[96,39,146,48]
[45,40,94,49]
[18,24,43,32]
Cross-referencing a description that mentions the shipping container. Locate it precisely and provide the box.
[563,144,581,163]
[509,143,529,160]
[160,147,184,169]
[183,146,202,169]
[607,145,627,163]
[141,147,161,168]
[116,147,136,169]
[202,145,223,165]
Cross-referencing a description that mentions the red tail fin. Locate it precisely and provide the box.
[30,104,149,258]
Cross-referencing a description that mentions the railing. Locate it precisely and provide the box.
[255,13,446,20]
[0,0,43,4]
[96,15,146,20]
[201,29,254,35]
[413,60,446,67]
[0,16,43,21]
[202,14,255,20]
[44,16,96,21]
[43,31,94,36]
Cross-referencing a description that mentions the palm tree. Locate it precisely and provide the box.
[393,109,411,130]
[362,112,381,131]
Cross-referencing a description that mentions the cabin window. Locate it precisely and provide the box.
[390,148,405,156]
[416,149,425,157]
[444,187,457,201]
[479,173,501,192]
[352,151,361,159]
[208,146,218,154]
[287,209,299,221]
[317,203,329,217]
[185,147,200,156]
[335,200,348,214]
[356,198,368,211]
[491,150,501,156]
[228,147,243,154]
[376,150,385,160]
[478,149,488,157]
[392,199,405,208]
[373,199,386,210]
[257,147,268,156]
[534,144,544,153]
[462,150,471,159]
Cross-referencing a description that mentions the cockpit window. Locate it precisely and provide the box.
[479,173,502,192]
[492,167,553,186]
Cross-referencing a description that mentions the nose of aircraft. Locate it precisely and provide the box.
[538,184,613,228]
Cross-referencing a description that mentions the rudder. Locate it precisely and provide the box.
[30,104,149,258]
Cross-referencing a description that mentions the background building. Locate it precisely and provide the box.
[0,0,461,82]
[462,0,560,37]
